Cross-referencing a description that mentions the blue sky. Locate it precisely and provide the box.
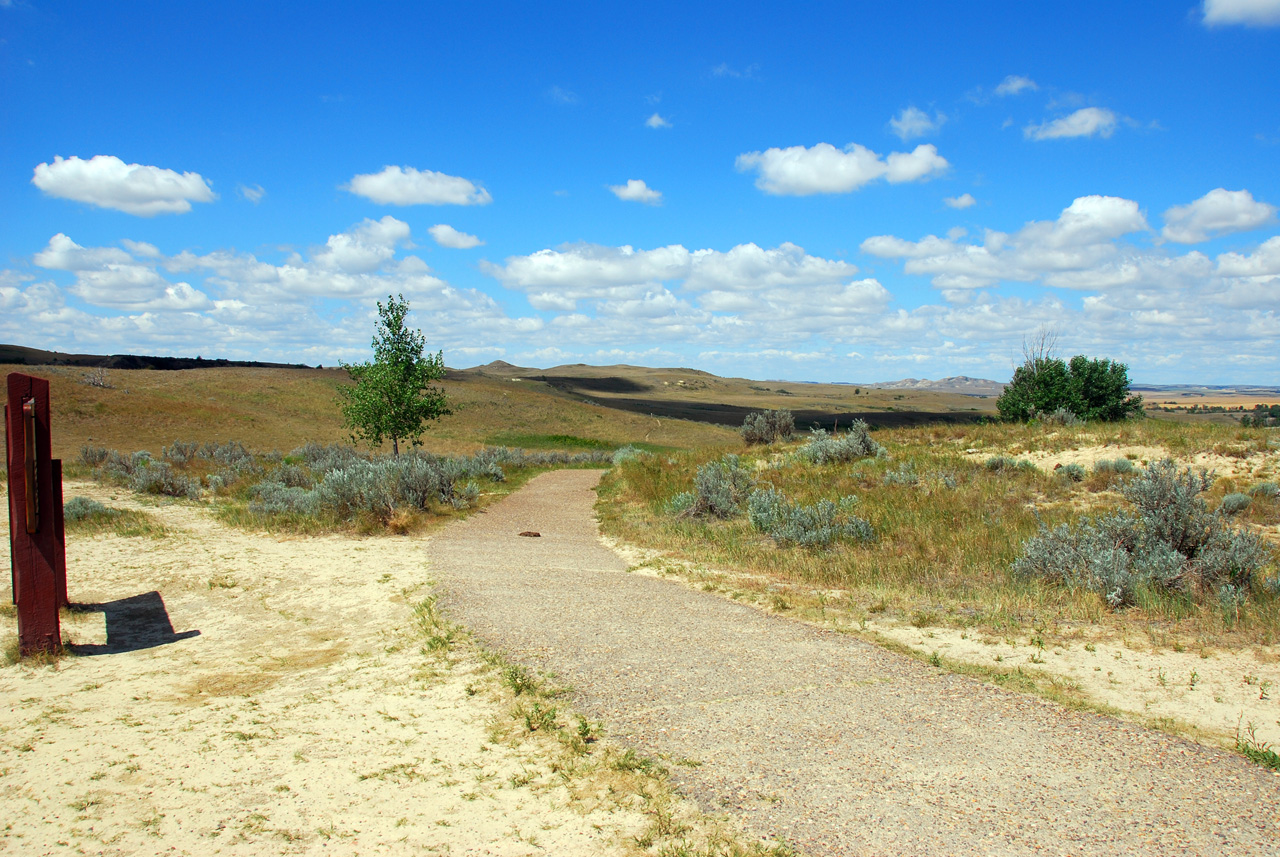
[3,1,1279,384]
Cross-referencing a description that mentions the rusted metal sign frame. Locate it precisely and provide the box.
[6,373,66,656]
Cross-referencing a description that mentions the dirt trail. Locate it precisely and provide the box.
[0,482,661,855]
[432,469,1280,856]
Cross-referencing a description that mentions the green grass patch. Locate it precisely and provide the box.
[484,432,616,451]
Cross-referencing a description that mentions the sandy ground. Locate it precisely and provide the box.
[0,482,669,856]
[965,440,1280,483]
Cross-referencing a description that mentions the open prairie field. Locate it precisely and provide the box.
[474,361,998,431]
[0,362,741,461]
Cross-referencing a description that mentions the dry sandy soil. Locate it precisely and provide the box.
[0,482,736,856]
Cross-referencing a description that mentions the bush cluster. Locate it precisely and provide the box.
[82,439,615,527]
[668,453,875,548]
[670,454,754,518]
[741,409,796,445]
[63,496,111,522]
[796,421,883,464]
[998,353,1142,422]
[1093,457,1135,475]
[82,447,203,500]
[1013,459,1275,608]
[747,487,874,547]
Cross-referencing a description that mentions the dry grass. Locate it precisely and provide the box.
[1,363,739,461]
[597,419,1280,649]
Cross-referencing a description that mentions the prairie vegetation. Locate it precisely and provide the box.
[0,362,738,460]
[599,418,1280,647]
[79,439,617,535]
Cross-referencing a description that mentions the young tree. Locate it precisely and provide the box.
[338,294,450,455]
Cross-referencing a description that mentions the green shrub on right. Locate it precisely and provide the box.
[1012,459,1275,608]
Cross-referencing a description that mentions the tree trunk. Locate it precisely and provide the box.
[392,436,400,457]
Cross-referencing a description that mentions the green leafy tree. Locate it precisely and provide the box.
[997,332,1142,422]
[338,294,450,455]
[1065,355,1143,421]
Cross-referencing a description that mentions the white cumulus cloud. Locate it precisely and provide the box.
[944,193,976,209]
[1024,107,1118,141]
[646,113,672,129]
[889,107,946,141]
[609,179,663,205]
[31,155,216,216]
[1161,188,1277,243]
[862,195,1151,290]
[346,165,492,206]
[1203,0,1280,26]
[994,75,1038,96]
[735,142,948,196]
[429,224,484,249]
[312,216,411,273]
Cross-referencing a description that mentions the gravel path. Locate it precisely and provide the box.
[432,470,1280,856]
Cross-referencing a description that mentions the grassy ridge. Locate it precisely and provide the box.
[1,363,738,460]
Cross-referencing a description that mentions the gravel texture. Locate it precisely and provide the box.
[432,470,1280,856]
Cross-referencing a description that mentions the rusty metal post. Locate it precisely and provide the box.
[52,459,68,608]
[6,373,61,655]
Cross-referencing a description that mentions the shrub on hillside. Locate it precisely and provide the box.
[882,461,919,487]
[1221,493,1252,515]
[1094,457,1135,476]
[1057,462,1086,482]
[673,454,755,518]
[741,409,796,445]
[797,422,883,464]
[1249,481,1279,499]
[747,487,874,548]
[1013,459,1275,607]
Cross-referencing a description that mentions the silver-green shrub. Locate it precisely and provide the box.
[1013,459,1274,607]
[797,422,883,465]
[249,482,319,517]
[882,461,919,487]
[1094,457,1135,475]
[163,441,200,465]
[129,461,201,499]
[741,409,796,445]
[1221,493,1252,515]
[273,463,314,489]
[1058,462,1086,482]
[1031,406,1083,427]
[677,455,754,518]
[1248,481,1278,499]
[747,487,874,548]
[985,455,1035,474]
[611,445,645,465]
[63,496,110,522]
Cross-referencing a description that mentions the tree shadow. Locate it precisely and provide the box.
[67,591,200,655]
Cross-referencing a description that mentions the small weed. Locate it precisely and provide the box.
[1236,719,1280,770]
[502,664,538,696]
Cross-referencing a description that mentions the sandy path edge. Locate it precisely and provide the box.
[432,469,1280,857]
[1,480,691,856]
